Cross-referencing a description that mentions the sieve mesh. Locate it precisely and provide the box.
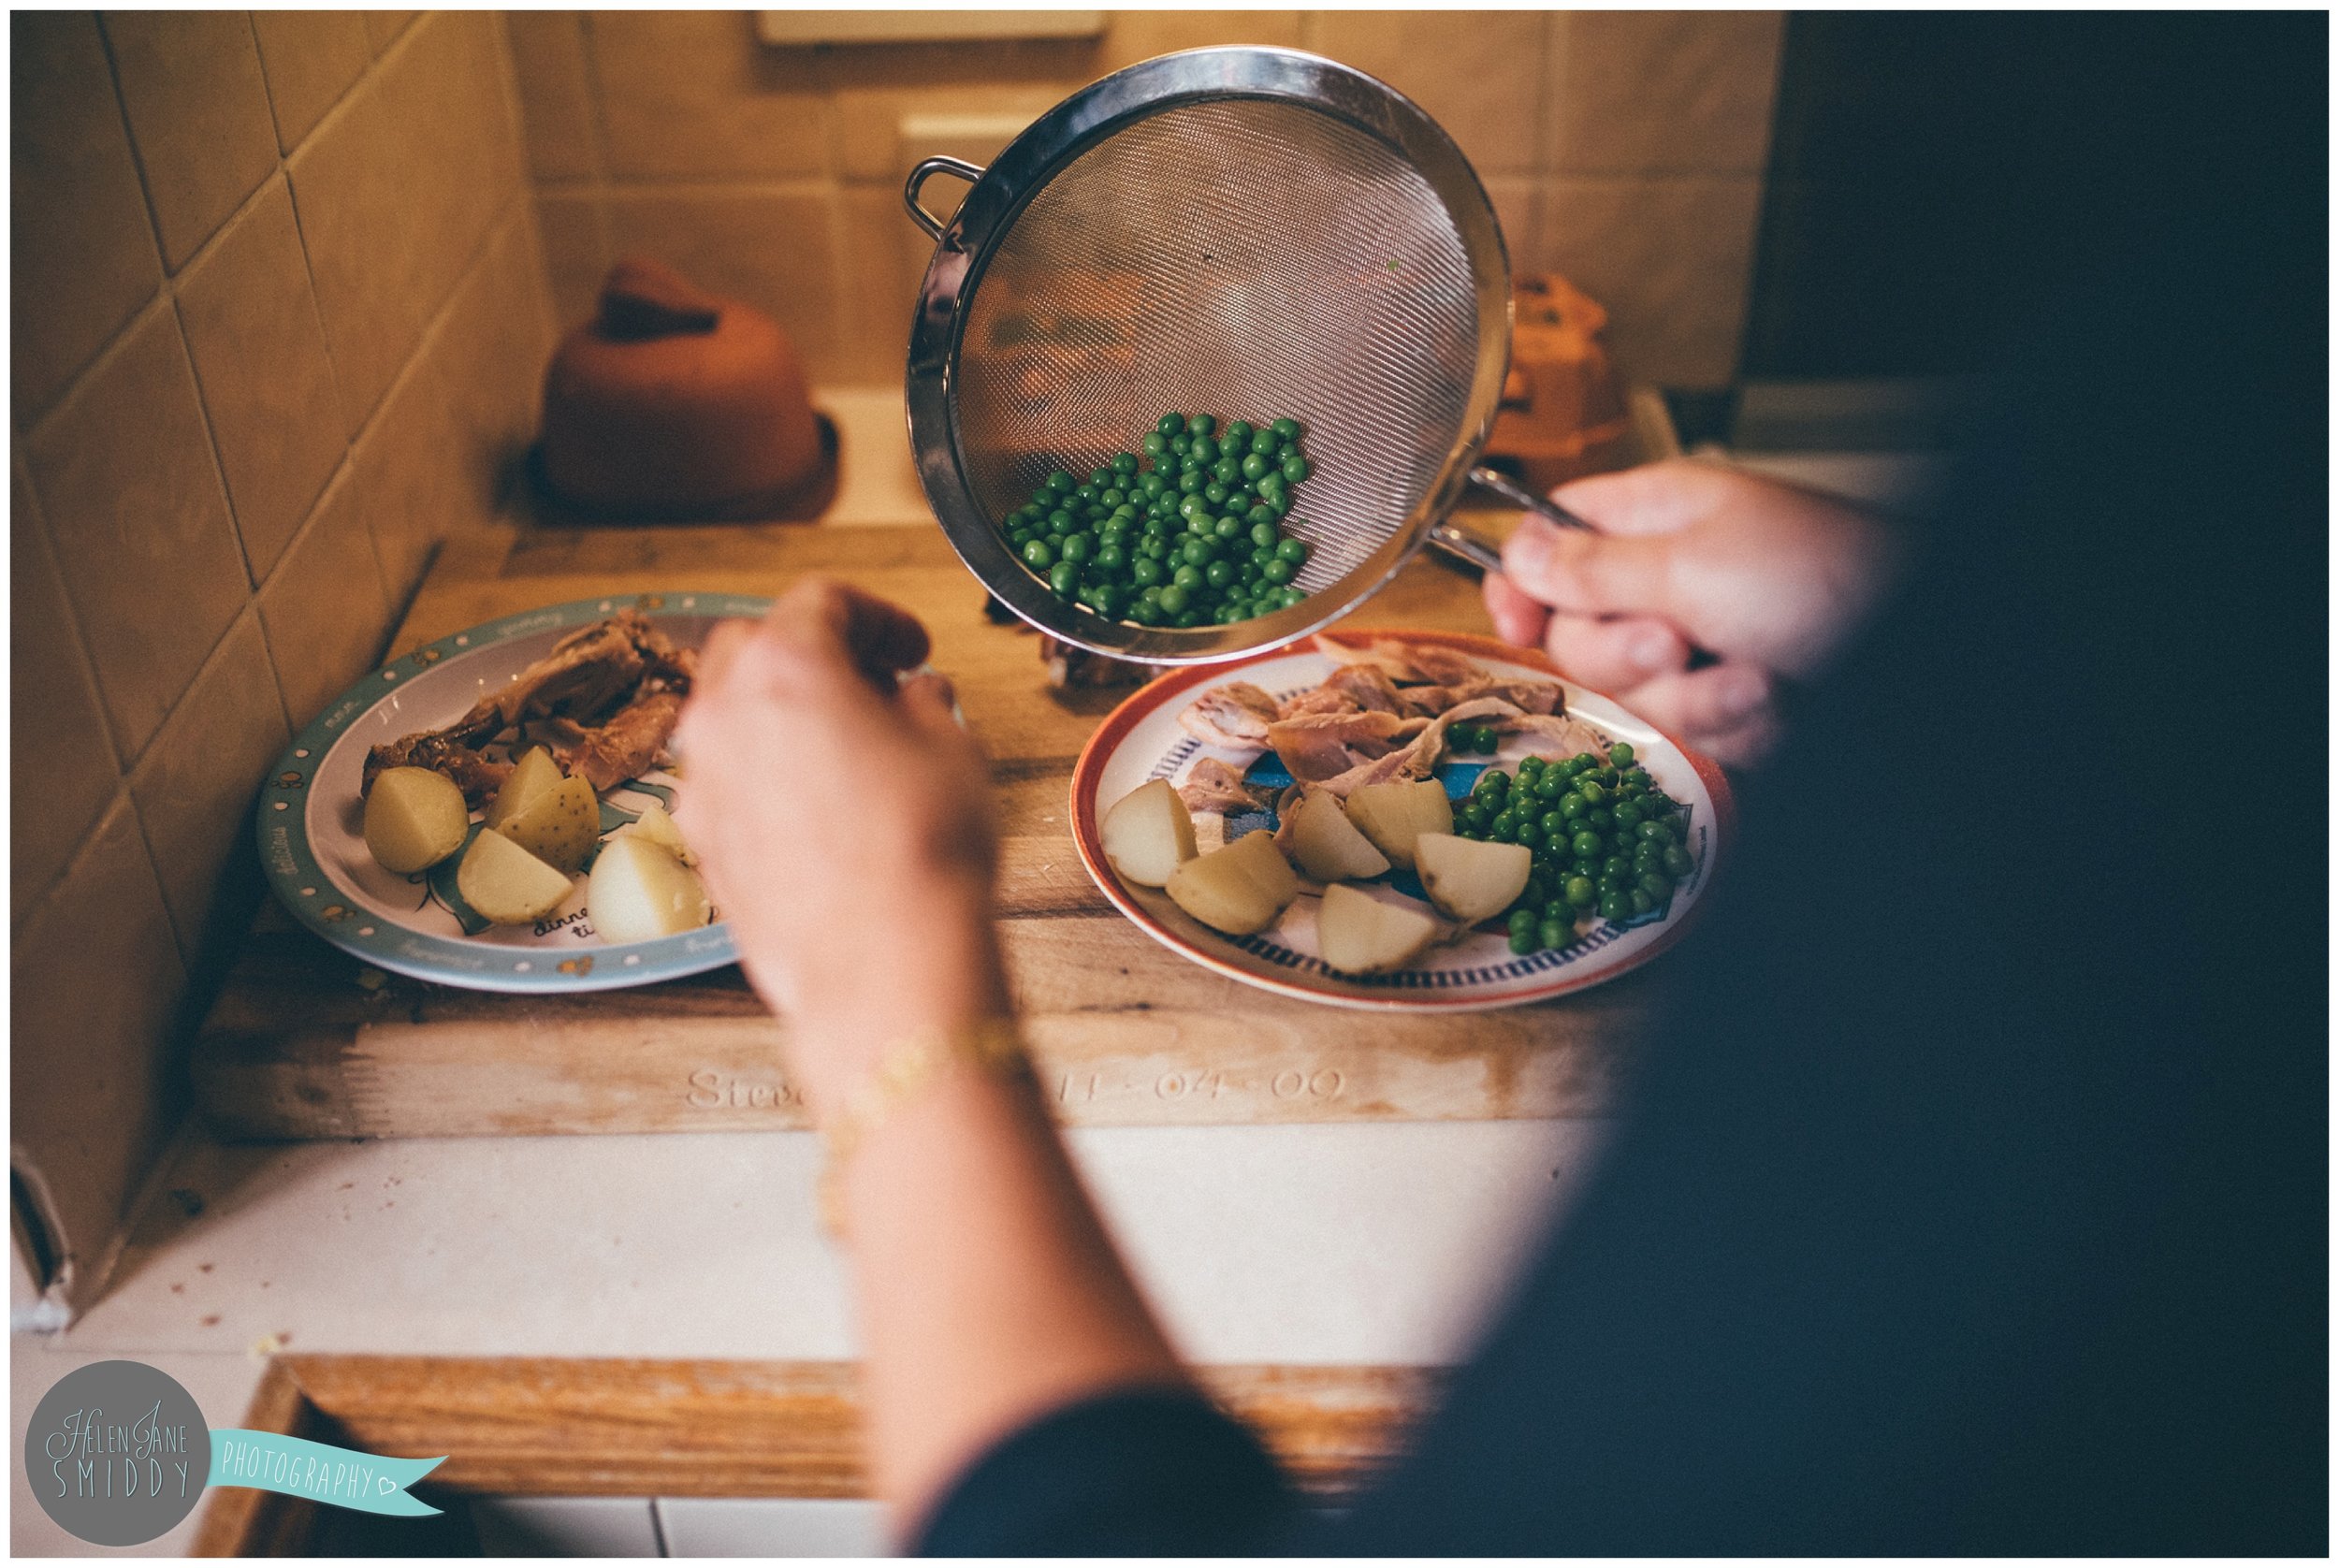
[953,96,1482,598]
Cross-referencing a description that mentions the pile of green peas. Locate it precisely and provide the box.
[996,413,1316,628]
[1449,741,1699,953]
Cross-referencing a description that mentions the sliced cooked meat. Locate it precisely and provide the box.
[1177,681,1280,749]
[363,608,695,800]
[1177,757,1266,815]
[1265,709,1425,783]
[539,688,687,792]
[1309,745,1434,798]
[1321,662,1408,714]
[1275,686,1361,720]
[1406,644,1484,687]
[1487,677,1564,716]
[1311,635,1432,685]
[1506,712,1611,760]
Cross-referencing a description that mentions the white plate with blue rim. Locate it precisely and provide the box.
[254,591,766,994]
[1069,629,1735,1011]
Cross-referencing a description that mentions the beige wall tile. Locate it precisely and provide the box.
[250,9,373,155]
[1098,10,1302,69]
[351,344,467,614]
[1304,11,1547,177]
[255,468,389,727]
[362,11,417,55]
[287,68,429,432]
[1483,176,1541,275]
[1534,175,1764,388]
[604,187,848,381]
[535,193,611,333]
[1547,11,1783,177]
[26,304,252,761]
[10,463,122,926]
[127,609,289,972]
[837,184,931,385]
[174,177,346,581]
[505,11,602,181]
[379,12,528,323]
[433,210,557,507]
[588,11,828,180]
[101,11,282,270]
[9,13,163,422]
[833,78,1072,185]
[10,793,188,1294]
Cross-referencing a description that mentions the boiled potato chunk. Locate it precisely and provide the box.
[1284,788,1389,882]
[1342,779,1453,870]
[619,800,695,865]
[495,774,599,873]
[1316,882,1442,975]
[1415,832,1533,925]
[1165,829,1299,936]
[588,832,712,943]
[456,828,575,925]
[362,765,470,874]
[485,746,564,832]
[1101,777,1198,888]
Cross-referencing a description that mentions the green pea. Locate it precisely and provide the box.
[1223,419,1253,447]
[1663,844,1693,878]
[1603,854,1632,880]
[1049,560,1080,597]
[1130,556,1165,588]
[1156,414,1184,437]
[1277,587,1305,609]
[1171,563,1203,590]
[1207,457,1237,486]
[1576,779,1607,806]
[1205,559,1234,589]
[1200,483,1228,508]
[1515,821,1543,850]
[1491,810,1518,838]
[1235,452,1269,482]
[1597,893,1629,922]
[1261,558,1295,586]
[1564,828,1600,860]
[1271,417,1301,443]
[1059,532,1093,563]
[1531,771,1565,802]
[1586,808,1613,833]
[1560,875,1595,909]
[1179,470,1206,495]
[1635,820,1674,847]
[1275,537,1308,565]
[1022,538,1055,569]
[1629,888,1655,917]
[1250,428,1280,457]
[1158,584,1190,616]
[1214,515,1243,541]
[1538,918,1569,950]
[1182,413,1213,437]
[1508,928,1539,955]
[1608,741,1635,766]
[1282,455,1312,484]
[1247,504,1277,529]
[1637,871,1671,901]
[1047,470,1077,493]
[1191,436,1219,465]
[1248,521,1279,550]
[1095,543,1127,573]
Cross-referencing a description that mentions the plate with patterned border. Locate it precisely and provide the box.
[254,591,768,995]
[1069,630,1734,1011]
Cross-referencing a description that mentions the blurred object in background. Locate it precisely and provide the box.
[535,256,839,522]
[1484,272,1634,494]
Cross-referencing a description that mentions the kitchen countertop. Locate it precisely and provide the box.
[13,385,1622,1556]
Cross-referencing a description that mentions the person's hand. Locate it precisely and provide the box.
[1484,458,1902,767]
[675,579,1007,1111]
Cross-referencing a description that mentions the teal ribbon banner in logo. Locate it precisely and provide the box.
[207,1430,445,1517]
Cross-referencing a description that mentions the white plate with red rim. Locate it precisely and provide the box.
[255,592,768,994]
[1069,630,1735,1011]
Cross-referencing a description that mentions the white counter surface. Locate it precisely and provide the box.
[14,1116,1605,1555]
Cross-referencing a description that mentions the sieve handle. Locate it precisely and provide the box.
[1430,465,1599,573]
[904,157,986,240]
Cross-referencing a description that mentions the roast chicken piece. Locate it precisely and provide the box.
[362,609,696,805]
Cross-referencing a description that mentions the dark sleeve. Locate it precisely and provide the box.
[912,1387,1300,1556]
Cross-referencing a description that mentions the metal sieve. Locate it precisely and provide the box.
[903,47,1587,664]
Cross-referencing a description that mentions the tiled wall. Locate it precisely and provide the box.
[509,10,1781,390]
[9,11,554,1314]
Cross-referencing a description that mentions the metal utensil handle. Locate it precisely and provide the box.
[903,157,986,240]
[1428,465,1599,572]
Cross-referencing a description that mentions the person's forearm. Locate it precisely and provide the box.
[790,889,1187,1533]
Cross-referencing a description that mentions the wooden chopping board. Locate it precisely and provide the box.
[191,521,1662,1140]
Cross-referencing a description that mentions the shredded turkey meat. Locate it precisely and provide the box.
[1177,757,1268,815]
[362,608,696,806]
[1171,639,1576,805]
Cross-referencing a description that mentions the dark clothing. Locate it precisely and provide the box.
[922,17,2327,1555]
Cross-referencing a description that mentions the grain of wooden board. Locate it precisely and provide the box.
[190,524,1661,1141]
[194,1355,1434,1549]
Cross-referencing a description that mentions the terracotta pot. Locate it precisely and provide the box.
[537,256,837,521]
